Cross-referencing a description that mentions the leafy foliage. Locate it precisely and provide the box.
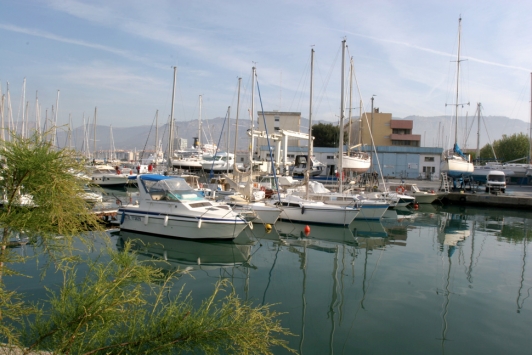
[311,123,348,148]
[23,242,294,354]
[479,133,530,163]
[0,131,294,354]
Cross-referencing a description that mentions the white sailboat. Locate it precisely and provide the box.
[342,56,371,173]
[440,17,474,178]
[280,47,359,226]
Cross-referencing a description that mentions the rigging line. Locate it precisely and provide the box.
[208,109,229,178]
[349,51,386,188]
[313,44,341,118]
[139,111,159,162]
[256,76,282,204]
[287,53,311,113]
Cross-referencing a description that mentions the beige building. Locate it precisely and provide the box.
[256,111,301,150]
[348,108,421,148]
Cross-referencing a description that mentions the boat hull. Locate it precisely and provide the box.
[230,203,281,224]
[441,157,474,178]
[341,154,371,173]
[355,204,389,220]
[410,192,445,204]
[118,208,248,240]
[278,205,358,226]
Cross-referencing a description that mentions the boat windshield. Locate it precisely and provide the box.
[202,156,223,162]
[143,178,203,202]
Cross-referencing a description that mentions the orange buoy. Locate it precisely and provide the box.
[304,225,311,236]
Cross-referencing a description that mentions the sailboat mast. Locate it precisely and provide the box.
[21,78,26,139]
[168,66,177,169]
[227,105,231,174]
[348,57,354,155]
[250,67,256,170]
[155,109,159,160]
[198,95,202,148]
[93,107,97,161]
[339,40,346,192]
[233,77,241,172]
[306,48,314,200]
[529,72,532,164]
[476,103,481,162]
[454,17,462,146]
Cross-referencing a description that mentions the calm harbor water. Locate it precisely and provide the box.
[5,204,532,354]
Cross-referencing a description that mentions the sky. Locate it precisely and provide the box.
[1,0,532,134]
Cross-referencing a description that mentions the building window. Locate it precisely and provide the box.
[424,157,435,162]
[287,154,295,158]
[327,156,334,159]
[274,116,280,130]
[240,157,244,162]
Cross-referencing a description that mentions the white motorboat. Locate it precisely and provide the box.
[201,152,243,173]
[172,150,206,171]
[272,194,359,226]
[88,164,129,187]
[363,190,415,208]
[395,184,445,204]
[472,164,514,183]
[117,174,249,240]
[292,155,327,176]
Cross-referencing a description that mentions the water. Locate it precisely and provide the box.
[5,205,532,354]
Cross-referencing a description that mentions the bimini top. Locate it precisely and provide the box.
[128,174,176,181]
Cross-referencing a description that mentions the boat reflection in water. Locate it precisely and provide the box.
[116,231,256,272]
[437,212,471,256]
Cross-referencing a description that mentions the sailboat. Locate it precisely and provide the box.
[278,48,359,226]
[342,56,371,173]
[222,71,282,225]
[440,17,474,178]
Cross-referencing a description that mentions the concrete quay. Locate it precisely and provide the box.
[399,178,532,210]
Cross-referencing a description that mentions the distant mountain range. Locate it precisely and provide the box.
[56,115,528,153]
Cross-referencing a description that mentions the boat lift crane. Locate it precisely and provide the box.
[247,129,312,174]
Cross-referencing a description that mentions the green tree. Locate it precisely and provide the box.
[479,143,495,161]
[311,123,348,148]
[0,132,294,354]
[479,133,529,163]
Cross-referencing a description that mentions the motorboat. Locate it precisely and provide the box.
[472,164,514,183]
[172,149,206,171]
[88,164,129,187]
[362,190,415,208]
[394,184,445,204]
[117,174,249,240]
[292,155,327,176]
[201,152,243,173]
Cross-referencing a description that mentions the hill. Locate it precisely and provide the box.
[56,115,528,153]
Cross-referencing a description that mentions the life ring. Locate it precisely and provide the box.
[396,186,406,194]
